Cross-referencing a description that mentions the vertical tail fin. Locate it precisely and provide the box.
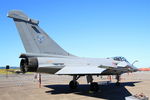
[8,10,72,56]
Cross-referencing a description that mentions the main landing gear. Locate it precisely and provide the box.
[69,80,79,89]
[87,75,99,92]
[69,75,80,89]
[90,82,99,92]
[69,75,99,92]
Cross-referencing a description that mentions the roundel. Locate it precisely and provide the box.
[37,35,45,43]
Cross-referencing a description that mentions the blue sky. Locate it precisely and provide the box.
[0,0,150,68]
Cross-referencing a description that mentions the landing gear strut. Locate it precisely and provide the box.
[116,75,121,86]
[69,75,80,89]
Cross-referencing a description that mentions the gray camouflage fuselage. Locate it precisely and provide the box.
[8,10,137,77]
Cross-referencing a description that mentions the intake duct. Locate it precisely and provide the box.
[20,58,38,73]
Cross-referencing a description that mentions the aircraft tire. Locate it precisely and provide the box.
[69,80,78,89]
[116,82,120,86]
[90,82,99,92]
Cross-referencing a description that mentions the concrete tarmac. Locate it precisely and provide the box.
[0,72,149,100]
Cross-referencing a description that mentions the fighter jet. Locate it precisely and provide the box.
[8,10,138,91]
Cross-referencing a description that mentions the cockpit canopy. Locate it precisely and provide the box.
[112,56,129,62]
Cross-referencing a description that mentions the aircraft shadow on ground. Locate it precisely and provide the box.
[44,81,140,100]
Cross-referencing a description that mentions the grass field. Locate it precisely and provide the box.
[0,69,33,74]
[0,69,19,74]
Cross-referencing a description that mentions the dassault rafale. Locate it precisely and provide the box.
[8,10,138,91]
